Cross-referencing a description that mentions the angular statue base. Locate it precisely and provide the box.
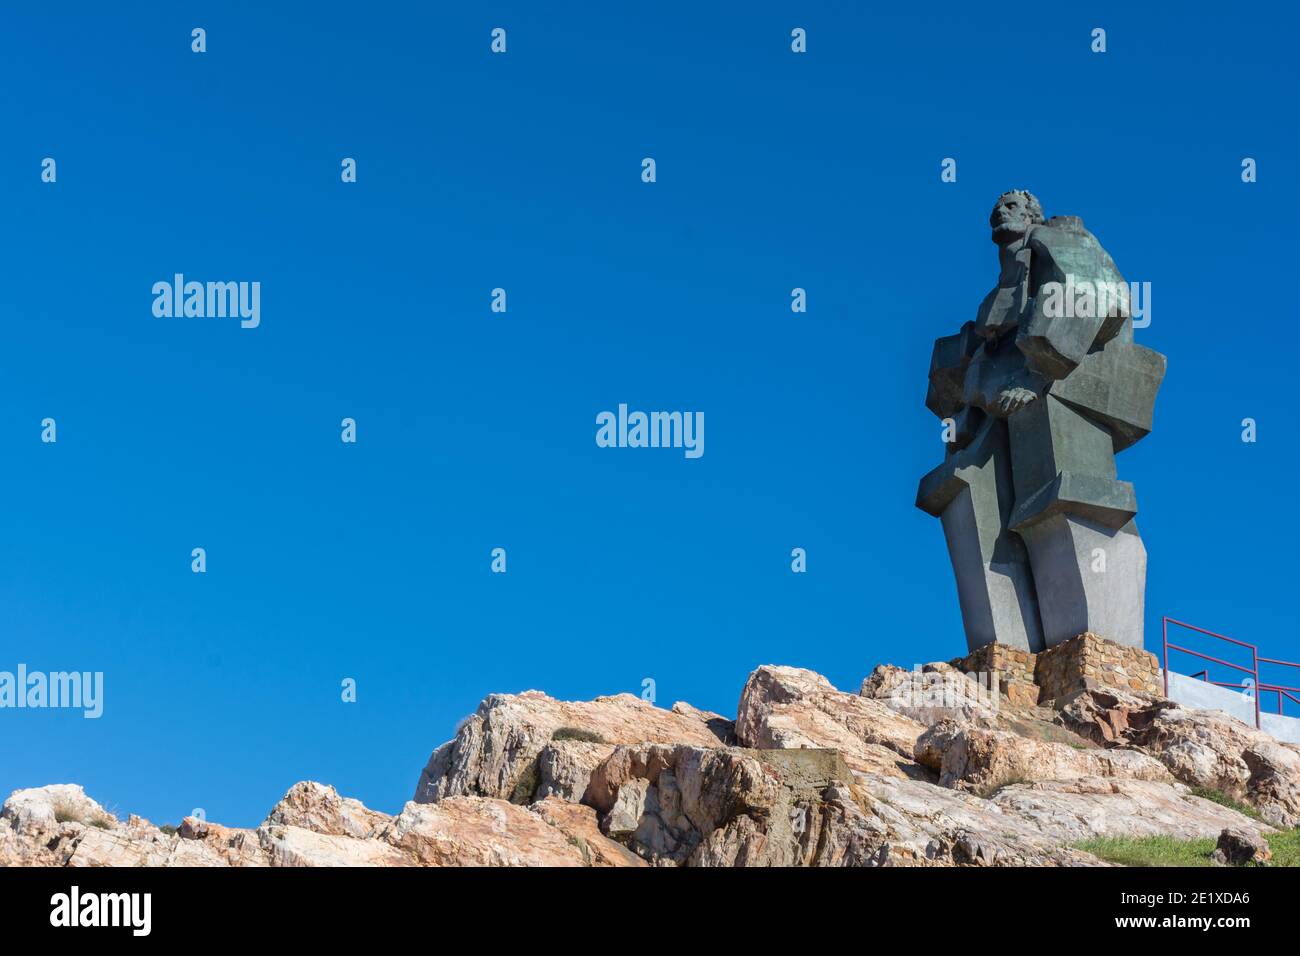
[1013,513,1147,649]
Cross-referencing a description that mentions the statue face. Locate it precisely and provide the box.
[990,194,1035,243]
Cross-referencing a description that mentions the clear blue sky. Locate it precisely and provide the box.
[3,2,1297,826]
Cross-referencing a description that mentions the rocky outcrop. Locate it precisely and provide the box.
[413,691,732,805]
[860,663,1003,726]
[1059,687,1300,827]
[585,743,792,865]
[380,796,638,867]
[916,719,1172,792]
[737,665,928,778]
[7,654,1299,868]
[991,779,1273,844]
[0,781,643,868]
[265,781,390,838]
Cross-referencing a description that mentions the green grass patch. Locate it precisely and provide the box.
[551,727,607,744]
[1266,829,1300,867]
[1076,830,1300,867]
[1074,835,1217,867]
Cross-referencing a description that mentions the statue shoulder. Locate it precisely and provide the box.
[1027,215,1122,281]
[1027,216,1097,255]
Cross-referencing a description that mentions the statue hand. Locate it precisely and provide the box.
[997,387,1038,415]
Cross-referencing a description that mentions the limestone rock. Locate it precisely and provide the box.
[174,817,265,866]
[264,781,389,838]
[383,796,592,867]
[7,660,1299,869]
[258,825,410,868]
[585,744,792,865]
[580,743,895,867]
[1059,688,1300,826]
[528,797,647,867]
[737,665,928,778]
[670,701,737,743]
[850,774,1101,866]
[861,663,1002,725]
[413,691,730,804]
[992,778,1273,844]
[916,719,1172,792]
[535,741,615,802]
[1,784,116,835]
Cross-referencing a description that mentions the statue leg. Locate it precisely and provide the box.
[1008,394,1147,649]
[918,418,1045,653]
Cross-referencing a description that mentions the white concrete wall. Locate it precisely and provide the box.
[1164,670,1300,744]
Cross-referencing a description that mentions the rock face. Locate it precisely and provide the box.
[1059,687,1300,827]
[915,719,1172,792]
[0,781,641,869]
[413,691,732,805]
[862,662,1003,726]
[736,665,928,778]
[991,779,1273,845]
[6,656,1299,868]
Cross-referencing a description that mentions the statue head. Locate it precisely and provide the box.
[989,190,1044,244]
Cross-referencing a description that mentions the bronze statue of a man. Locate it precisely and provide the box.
[918,191,1166,653]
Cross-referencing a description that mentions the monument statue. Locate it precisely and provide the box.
[917,191,1165,653]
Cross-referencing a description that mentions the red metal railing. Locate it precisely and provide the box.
[1162,616,1300,728]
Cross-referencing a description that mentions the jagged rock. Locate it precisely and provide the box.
[264,781,390,838]
[916,719,1172,792]
[850,774,1101,866]
[7,660,1300,868]
[604,778,651,837]
[528,797,647,867]
[1,784,116,835]
[535,741,614,802]
[384,796,612,866]
[581,744,882,867]
[671,701,737,743]
[0,779,637,868]
[1056,686,1168,743]
[737,665,928,778]
[413,691,730,804]
[861,663,1003,726]
[1211,827,1271,866]
[578,741,1021,868]
[1059,688,1300,826]
[173,818,265,866]
[584,744,793,865]
[258,825,411,868]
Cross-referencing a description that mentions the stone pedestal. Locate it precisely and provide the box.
[1033,632,1161,702]
[950,633,1161,707]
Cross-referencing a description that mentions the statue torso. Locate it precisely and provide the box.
[974,235,1033,340]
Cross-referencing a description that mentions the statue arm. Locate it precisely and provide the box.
[925,322,980,420]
